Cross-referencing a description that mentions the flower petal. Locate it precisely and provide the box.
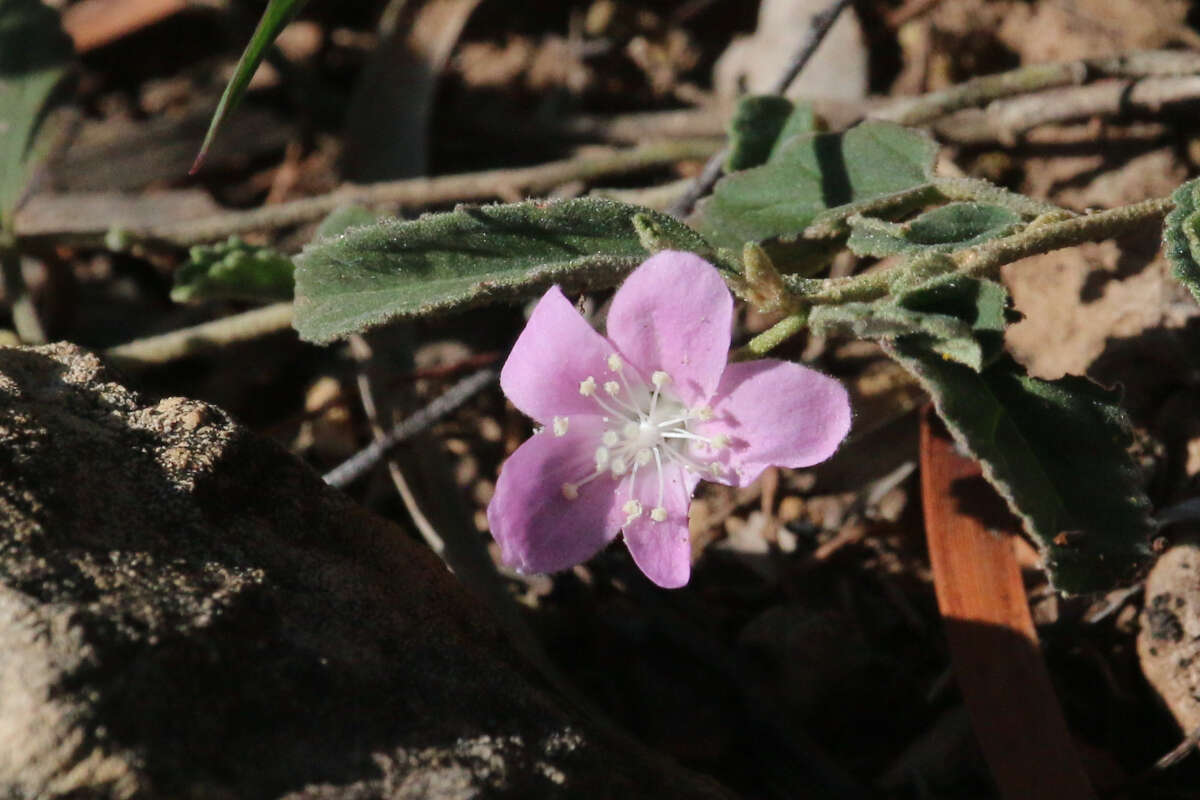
[698,359,851,487]
[620,461,700,588]
[500,286,615,425]
[605,251,733,407]
[487,418,622,574]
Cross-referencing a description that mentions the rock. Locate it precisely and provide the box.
[1137,544,1200,734]
[714,0,868,103]
[0,343,732,799]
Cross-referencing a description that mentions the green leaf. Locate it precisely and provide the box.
[193,0,308,172]
[724,96,816,172]
[293,198,711,343]
[694,121,938,254]
[847,202,1023,257]
[889,342,1153,594]
[810,273,1009,371]
[1163,177,1200,303]
[172,236,295,304]
[0,0,73,230]
[314,204,380,240]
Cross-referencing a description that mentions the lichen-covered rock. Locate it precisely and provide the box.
[1138,543,1200,734]
[0,343,731,800]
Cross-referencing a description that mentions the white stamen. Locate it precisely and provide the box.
[561,358,730,513]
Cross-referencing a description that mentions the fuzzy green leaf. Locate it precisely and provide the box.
[193,0,308,171]
[293,198,711,343]
[314,204,380,240]
[724,96,816,172]
[0,0,73,231]
[1163,177,1200,303]
[847,202,1023,257]
[172,236,295,303]
[694,121,938,253]
[810,273,1009,370]
[889,343,1152,595]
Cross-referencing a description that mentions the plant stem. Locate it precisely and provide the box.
[35,140,722,249]
[787,194,1175,309]
[872,50,1200,126]
[1,243,46,344]
[956,195,1174,279]
[733,311,809,359]
[105,301,294,367]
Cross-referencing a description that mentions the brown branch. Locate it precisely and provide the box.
[17,139,721,248]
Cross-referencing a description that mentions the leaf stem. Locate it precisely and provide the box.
[787,194,1175,309]
[733,311,809,359]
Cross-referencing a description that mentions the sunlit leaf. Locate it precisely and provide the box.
[293,198,711,343]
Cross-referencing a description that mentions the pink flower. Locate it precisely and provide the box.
[487,251,851,588]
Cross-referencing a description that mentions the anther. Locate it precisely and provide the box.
[552,416,569,436]
[696,405,714,421]
[712,434,730,449]
[636,448,652,466]
[602,430,619,447]
[650,507,668,522]
[607,354,623,371]
[579,376,596,396]
[651,370,670,387]
[604,381,621,396]
[594,446,610,467]
[561,483,579,500]
[622,499,643,523]
[610,457,628,476]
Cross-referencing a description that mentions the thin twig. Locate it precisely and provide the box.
[104,301,294,368]
[349,335,446,553]
[665,0,854,219]
[323,367,497,488]
[1152,725,1200,771]
[21,140,721,249]
[933,75,1200,144]
[871,50,1200,127]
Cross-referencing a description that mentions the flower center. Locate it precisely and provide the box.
[556,353,729,524]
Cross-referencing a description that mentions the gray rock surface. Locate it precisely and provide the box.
[0,343,732,799]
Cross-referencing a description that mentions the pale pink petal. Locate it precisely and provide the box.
[605,251,733,407]
[500,286,615,425]
[487,418,622,574]
[620,462,700,588]
[697,359,851,487]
